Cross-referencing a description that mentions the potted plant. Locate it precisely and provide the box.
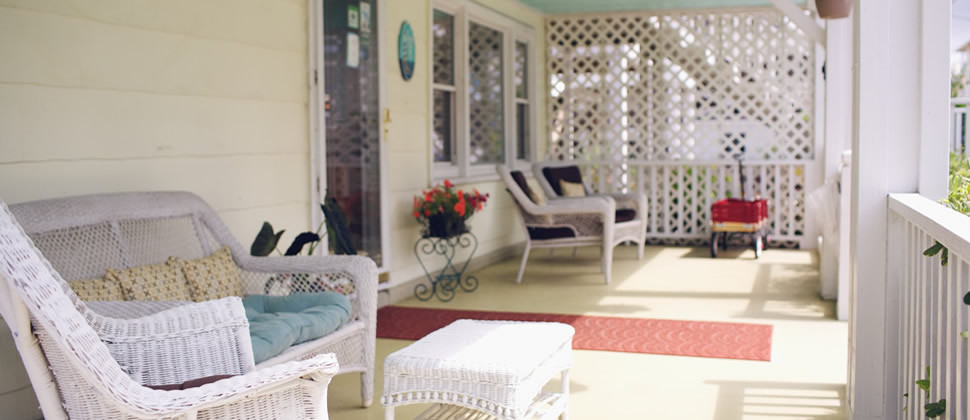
[413,180,490,238]
[815,0,852,19]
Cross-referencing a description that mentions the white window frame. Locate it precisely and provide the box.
[429,0,537,183]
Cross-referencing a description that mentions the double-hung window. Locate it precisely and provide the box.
[431,0,537,181]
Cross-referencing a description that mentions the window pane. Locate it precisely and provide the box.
[468,22,504,165]
[432,10,454,85]
[433,89,454,163]
[517,103,529,160]
[515,41,528,99]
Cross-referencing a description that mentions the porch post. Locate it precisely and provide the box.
[849,0,950,418]
[919,0,951,201]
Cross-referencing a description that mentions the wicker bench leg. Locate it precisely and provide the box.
[561,369,570,420]
[362,371,374,407]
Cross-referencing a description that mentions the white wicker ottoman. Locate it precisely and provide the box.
[382,320,575,420]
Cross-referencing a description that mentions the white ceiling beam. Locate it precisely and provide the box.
[769,0,826,48]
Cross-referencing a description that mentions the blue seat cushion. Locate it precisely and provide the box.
[243,292,351,364]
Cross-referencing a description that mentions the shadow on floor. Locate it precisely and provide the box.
[705,380,847,420]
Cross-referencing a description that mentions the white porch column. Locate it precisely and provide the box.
[820,14,853,310]
[849,0,950,419]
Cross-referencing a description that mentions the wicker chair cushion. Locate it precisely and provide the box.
[559,180,587,197]
[541,165,585,196]
[107,258,192,301]
[244,292,351,363]
[179,247,243,302]
[616,209,637,223]
[68,277,125,301]
[527,226,577,240]
[509,171,536,203]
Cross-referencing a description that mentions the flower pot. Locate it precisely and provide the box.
[426,214,468,238]
[815,0,852,19]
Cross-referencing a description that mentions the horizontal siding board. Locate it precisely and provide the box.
[218,202,312,249]
[0,8,305,102]
[0,84,307,163]
[0,154,309,213]
[0,0,305,52]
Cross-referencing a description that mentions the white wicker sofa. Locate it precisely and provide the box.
[6,191,378,413]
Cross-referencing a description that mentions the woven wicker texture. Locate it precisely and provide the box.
[6,191,379,413]
[383,320,574,420]
[0,199,340,419]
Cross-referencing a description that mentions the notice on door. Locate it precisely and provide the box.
[360,3,371,35]
[348,5,360,29]
[346,33,360,68]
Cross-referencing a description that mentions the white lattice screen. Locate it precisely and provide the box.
[546,8,817,244]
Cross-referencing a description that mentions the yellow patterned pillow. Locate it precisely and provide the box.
[179,247,243,302]
[559,180,587,197]
[68,278,124,301]
[107,259,192,301]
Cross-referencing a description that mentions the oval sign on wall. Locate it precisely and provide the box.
[398,21,415,81]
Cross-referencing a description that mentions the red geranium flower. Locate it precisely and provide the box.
[454,190,466,217]
[444,179,454,188]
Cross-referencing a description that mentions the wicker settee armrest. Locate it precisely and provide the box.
[120,354,339,419]
[84,297,255,386]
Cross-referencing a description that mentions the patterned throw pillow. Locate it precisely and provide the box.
[107,259,192,301]
[68,278,125,301]
[179,247,243,302]
[559,180,587,197]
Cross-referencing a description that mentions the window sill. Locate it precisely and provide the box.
[431,163,536,186]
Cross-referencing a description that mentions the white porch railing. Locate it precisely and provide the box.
[571,161,809,245]
[888,193,970,419]
[952,98,969,154]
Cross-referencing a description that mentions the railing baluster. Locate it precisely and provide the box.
[896,222,915,417]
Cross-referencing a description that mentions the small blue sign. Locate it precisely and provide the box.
[398,21,415,81]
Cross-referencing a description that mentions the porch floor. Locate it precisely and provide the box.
[328,245,848,419]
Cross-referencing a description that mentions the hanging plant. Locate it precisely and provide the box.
[815,0,852,19]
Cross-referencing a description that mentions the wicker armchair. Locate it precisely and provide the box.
[7,191,379,412]
[0,200,339,419]
[533,161,649,230]
[498,166,646,284]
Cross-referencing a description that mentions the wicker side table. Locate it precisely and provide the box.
[382,320,575,420]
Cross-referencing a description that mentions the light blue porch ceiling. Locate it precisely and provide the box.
[517,0,806,14]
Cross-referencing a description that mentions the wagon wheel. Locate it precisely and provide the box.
[710,232,719,258]
[753,234,763,259]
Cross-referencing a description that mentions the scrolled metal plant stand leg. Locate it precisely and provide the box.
[413,232,479,302]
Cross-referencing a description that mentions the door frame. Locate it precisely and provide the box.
[308,0,391,271]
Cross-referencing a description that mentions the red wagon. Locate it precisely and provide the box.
[710,198,769,258]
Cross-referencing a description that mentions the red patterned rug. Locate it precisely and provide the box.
[377,306,772,361]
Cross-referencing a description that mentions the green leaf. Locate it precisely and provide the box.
[942,248,949,266]
[285,232,321,256]
[924,242,944,257]
[925,399,946,418]
[251,222,284,256]
[964,291,970,306]
[916,379,931,394]
[962,330,969,339]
